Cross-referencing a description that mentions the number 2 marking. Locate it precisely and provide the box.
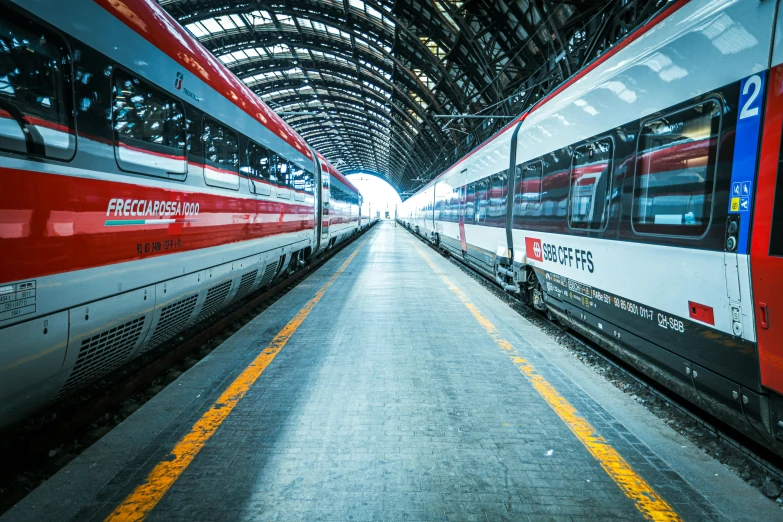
[740,74,762,119]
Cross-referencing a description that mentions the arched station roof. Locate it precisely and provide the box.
[159,0,667,194]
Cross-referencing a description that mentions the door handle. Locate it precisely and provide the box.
[759,302,769,329]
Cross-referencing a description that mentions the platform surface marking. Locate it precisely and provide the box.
[105,237,370,522]
[408,237,682,522]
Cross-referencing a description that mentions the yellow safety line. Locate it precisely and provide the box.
[406,238,682,522]
[106,237,370,522]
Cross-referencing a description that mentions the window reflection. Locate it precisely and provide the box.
[113,74,186,174]
[633,101,721,236]
[569,139,613,230]
[0,11,74,159]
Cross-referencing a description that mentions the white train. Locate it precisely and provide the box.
[402,0,783,455]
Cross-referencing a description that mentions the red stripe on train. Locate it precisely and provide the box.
[0,167,323,283]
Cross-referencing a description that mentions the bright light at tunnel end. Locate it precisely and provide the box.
[347,173,402,219]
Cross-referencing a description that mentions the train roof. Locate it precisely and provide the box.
[94,0,314,161]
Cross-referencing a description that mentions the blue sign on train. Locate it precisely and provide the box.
[729,71,766,253]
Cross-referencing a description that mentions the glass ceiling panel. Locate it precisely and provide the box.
[243,70,283,86]
[410,92,428,109]
[277,14,295,26]
[348,0,396,29]
[362,80,391,99]
[413,69,437,90]
[259,85,314,100]
[266,43,292,56]
[433,0,460,32]
[420,38,448,60]
[247,10,274,26]
[408,109,423,124]
[218,47,265,65]
[186,15,248,38]
[319,71,360,84]
[359,60,392,80]
[201,18,223,33]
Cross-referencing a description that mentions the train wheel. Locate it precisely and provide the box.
[527,270,547,312]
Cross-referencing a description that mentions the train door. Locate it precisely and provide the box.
[320,161,330,242]
[752,63,783,395]
[430,187,437,233]
[358,195,363,229]
[312,151,323,252]
[458,169,468,254]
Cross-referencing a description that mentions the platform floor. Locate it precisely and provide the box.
[4,222,780,522]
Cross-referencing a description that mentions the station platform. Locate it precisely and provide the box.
[3,221,779,522]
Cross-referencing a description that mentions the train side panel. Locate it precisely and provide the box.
[505,0,772,385]
[751,12,783,425]
[0,0,324,427]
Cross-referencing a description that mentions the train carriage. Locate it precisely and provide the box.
[402,0,783,454]
[0,0,360,427]
[317,153,363,248]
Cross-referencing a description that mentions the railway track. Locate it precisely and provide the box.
[0,223,376,515]
[403,224,783,492]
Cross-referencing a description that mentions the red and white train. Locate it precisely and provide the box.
[0,0,370,427]
[402,0,783,454]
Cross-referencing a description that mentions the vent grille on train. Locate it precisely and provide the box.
[233,270,258,301]
[259,262,279,286]
[194,280,232,323]
[143,294,198,352]
[58,316,145,398]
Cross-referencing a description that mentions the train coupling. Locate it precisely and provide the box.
[494,249,521,294]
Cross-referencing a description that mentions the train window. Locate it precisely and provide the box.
[488,172,508,226]
[466,182,476,222]
[450,186,460,222]
[291,162,305,201]
[514,160,543,208]
[0,10,75,160]
[474,178,488,223]
[633,101,721,236]
[569,138,613,230]
[203,118,239,190]
[267,152,280,186]
[771,130,783,256]
[113,72,186,177]
[276,156,291,199]
[243,141,272,196]
[304,169,315,195]
[772,170,783,256]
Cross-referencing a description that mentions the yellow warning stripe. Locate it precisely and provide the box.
[407,239,682,522]
[106,237,369,522]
